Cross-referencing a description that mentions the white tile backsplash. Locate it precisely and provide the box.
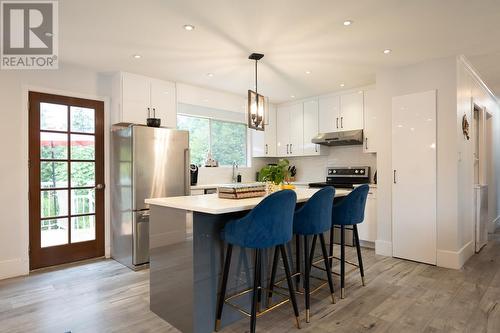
[286,146,377,183]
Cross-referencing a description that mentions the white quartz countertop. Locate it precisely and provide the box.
[146,188,351,215]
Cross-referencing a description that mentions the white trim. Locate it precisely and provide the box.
[436,241,474,269]
[0,258,29,280]
[21,85,111,276]
[375,240,392,256]
[277,84,376,107]
[458,55,499,104]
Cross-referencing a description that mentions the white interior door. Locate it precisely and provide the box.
[392,90,437,265]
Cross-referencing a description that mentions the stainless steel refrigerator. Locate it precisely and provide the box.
[111,124,190,269]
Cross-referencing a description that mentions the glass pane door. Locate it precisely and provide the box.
[29,92,104,269]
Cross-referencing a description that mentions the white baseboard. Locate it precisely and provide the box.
[0,257,29,280]
[490,215,500,233]
[375,240,392,256]
[436,241,474,269]
[105,246,111,258]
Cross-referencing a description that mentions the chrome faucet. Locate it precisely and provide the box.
[232,161,239,183]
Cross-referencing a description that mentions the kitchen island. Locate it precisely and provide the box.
[145,188,350,333]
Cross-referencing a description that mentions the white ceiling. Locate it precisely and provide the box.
[59,0,500,103]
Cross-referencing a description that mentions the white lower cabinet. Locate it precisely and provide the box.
[358,188,377,242]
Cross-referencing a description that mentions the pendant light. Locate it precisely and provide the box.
[247,53,266,131]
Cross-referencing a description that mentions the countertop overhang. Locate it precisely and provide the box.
[145,188,351,214]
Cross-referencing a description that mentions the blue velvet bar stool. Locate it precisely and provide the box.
[330,184,369,299]
[267,187,336,323]
[215,190,301,333]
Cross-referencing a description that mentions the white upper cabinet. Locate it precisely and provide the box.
[340,92,364,131]
[149,78,177,128]
[318,95,340,133]
[318,92,364,133]
[288,104,304,156]
[115,72,177,127]
[276,104,303,157]
[303,99,321,155]
[363,89,378,153]
[121,73,150,124]
[252,104,277,157]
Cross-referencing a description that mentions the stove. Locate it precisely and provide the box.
[309,166,370,189]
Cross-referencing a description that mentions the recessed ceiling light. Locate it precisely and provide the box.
[340,83,345,87]
[305,70,311,74]
[343,20,353,26]
[207,73,214,77]
[183,24,195,31]
[132,54,141,59]
[383,49,392,54]
[291,95,296,98]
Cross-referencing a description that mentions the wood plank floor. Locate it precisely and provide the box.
[1,232,499,333]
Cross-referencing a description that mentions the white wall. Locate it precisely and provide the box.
[375,56,460,265]
[457,57,500,249]
[0,63,112,279]
[375,56,500,268]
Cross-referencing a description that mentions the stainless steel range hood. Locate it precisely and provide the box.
[312,129,364,146]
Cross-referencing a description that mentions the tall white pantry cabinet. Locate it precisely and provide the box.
[392,90,437,265]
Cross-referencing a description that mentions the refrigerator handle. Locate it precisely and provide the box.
[184,148,191,196]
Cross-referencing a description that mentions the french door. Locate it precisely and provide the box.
[29,92,104,270]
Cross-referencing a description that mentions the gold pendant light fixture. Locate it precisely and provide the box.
[247,53,266,131]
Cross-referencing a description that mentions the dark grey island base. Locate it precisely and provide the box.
[150,206,279,333]
[147,189,350,333]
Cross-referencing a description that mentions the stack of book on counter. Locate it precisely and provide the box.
[218,183,267,199]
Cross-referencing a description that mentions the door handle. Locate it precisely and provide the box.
[393,170,397,184]
[341,117,344,128]
[336,117,339,129]
[95,184,105,190]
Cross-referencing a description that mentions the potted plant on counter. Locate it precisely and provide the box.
[258,159,295,193]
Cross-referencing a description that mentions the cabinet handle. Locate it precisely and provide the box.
[152,107,156,118]
[286,144,289,154]
[315,145,318,153]
[393,170,397,184]
[365,137,368,150]
[265,144,268,154]
[336,117,339,129]
[147,107,151,118]
[341,117,344,128]
[290,143,293,154]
